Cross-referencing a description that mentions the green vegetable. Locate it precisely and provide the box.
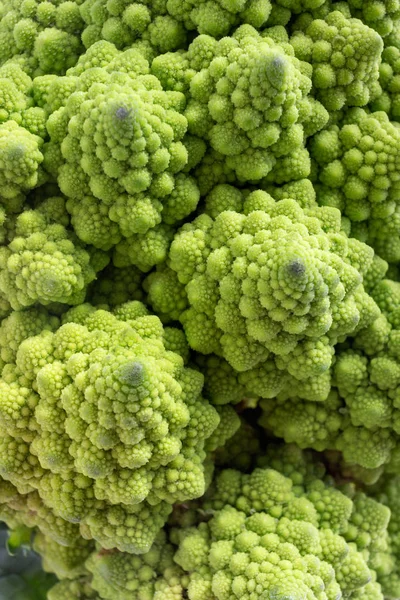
[0,2,400,599]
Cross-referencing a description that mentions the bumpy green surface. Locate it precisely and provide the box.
[1,1,400,599]
[164,189,378,401]
[0,302,221,553]
[44,42,200,269]
[166,0,272,38]
[0,0,84,76]
[311,109,400,225]
[291,10,383,110]
[174,25,328,182]
[260,278,400,472]
[34,444,394,600]
[79,0,186,53]
[0,197,107,310]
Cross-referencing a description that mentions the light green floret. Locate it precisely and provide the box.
[0,306,59,364]
[0,60,32,94]
[0,62,47,136]
[311,109,400,226]
[365,208,400,264]
[260,390,344,451]
[168,190,379,400]
[0,433,45,492]
[180,25,328,182]
[353,313,392,357]
[112,224,175,272]
[344,489,391,551]
[0,0,84,75]
[144,265,188,323]
[85,530,187,600]
[338,424,396,470]
[64,39,120,76]
[44,43,200,268]
[347,0,400,38]
[193,148,237,196]
[79,0,186,53]
[79,502,173,555]
[166,0,272,38]
[0,199,107,310]
[151,50,196,94]
[48,578,99,600]
[196,354,247,406]
[263,177,317,209]
[261,342,400,470]
[290,10,383,111]
[0,302,220,552]
[371,46,400,121]
[175,509,343,600]
[204,405,241,452]
[269,1,343,28]
[162,327,190,363]
[370,279,400,326]
[0,120,44,202]
[33,531,94,579]
[204,183,244,219]
[0,481,82,548]
[335,348,400,431]
[362,254,389,294]
[64,195,122,253]
[325,295,400,469]
[45,530,189,600]
[175,458,386,600]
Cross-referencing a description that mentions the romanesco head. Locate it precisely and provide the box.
[44,44,200,268]
[0,302,220,552]
[169,191,377,399]
[0,0,84,75]
[291,11,383,110]
[183,25,328,181]
[311,109,400,227]
[0,201,105,309]
[0,120,43,200]
[175,458,384,600]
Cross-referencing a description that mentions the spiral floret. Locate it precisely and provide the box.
[182,25,328,182]
[0,303,220,552]
[169,190,378,400]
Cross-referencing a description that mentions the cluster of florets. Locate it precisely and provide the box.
[176,25,328,182]
[79,0,187,53]
[371,45,400,121]
[166,0,272,38]
[0,302,226,553]
[355,205,400,266]
[259,279,400,473]
[0,196,107,310]
[2,2,400,600]
[0,62,47,136]
[26,444,394,600]
[290,9,383,110]
[32,527,187,600]
[0,0,85,75]
[346,0,400,39]
[0,61,51,218]
[0,121,44,203]
[371,473,400,597]
[43,43,200,269]
[311,108,400,227]
[161,187,379,401]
